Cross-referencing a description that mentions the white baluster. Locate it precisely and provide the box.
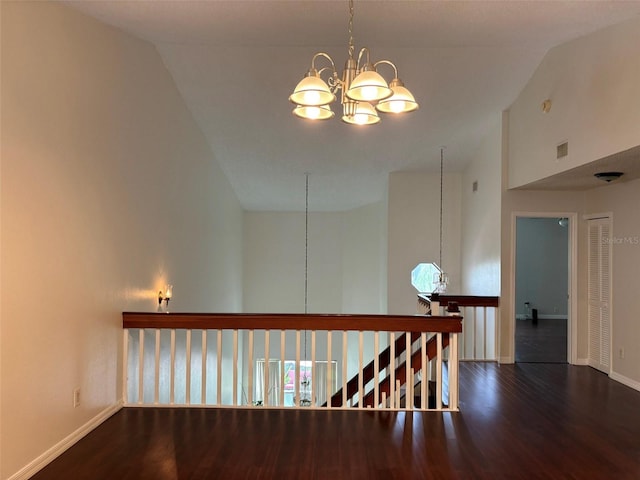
[420,332,427,410]
[232,329,238,406]
[138,329,144,404]
[280,330,286,407]
[436,333,442,410]
[264,330,270,406]
[389,332,395,410]
[216,330,222,406]
[409,368,415,410]
[405,333,410,411]
[358,331,363,409]
[170,329,176,405]
[186,329,192,405]
[248,330,254,406]
[472,307,477,360]
[483,306,487,360]
[311,330,316,407]
[122,329,129,404]
[154,329,161,404]
[201,330,207,405]
[373,332,379,409]
[327,330,332,409]
[342,331,348,408]
[449,332,459,410]
[295,330,301,407]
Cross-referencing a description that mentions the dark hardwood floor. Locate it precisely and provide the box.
[515,318,568,363]
[32,363,640,479]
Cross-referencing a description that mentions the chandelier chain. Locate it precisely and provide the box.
[348,0,355,58]
[439,148,444,270]
[304,173,309,360]
[304,173,309,315]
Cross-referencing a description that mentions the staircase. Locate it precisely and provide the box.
[324,331,450,409]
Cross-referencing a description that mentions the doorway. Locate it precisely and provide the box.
[514,216,570,363]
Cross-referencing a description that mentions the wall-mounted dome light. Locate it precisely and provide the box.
[594,171,624,182]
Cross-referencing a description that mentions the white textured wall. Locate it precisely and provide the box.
[388,172,462,314]
[341,201,388,314]
[461,117,501,296]
[500,190,587,365]
[502,110,588,364]
[504,18,640,368]
[508,16,640,188]
[586,178,640,388]
[243,201,387,314]
[0,3,243,478]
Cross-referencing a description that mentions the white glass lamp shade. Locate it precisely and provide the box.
[346,70,393,102]
[376,81,419,114]
[289,75,335,106]
[342,102,380,125]
[292,104,334,120]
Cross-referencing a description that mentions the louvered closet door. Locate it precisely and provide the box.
[587,218,611,373]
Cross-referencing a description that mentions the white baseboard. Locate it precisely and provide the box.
[8,401,123,480]
[610,371,640,393]
[499,356,514,364]
[574,357,589,366]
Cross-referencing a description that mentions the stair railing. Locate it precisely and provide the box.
[418,294,499,361]
[122,312,461,411]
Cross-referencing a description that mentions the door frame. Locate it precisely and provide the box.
[509,211,578,364]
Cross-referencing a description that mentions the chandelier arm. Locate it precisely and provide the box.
[355,47,371,70]
[311,52,337,73]
[318,67,336,76]
[310,53,342,93]
[315,67,342,93]
[373,59,399,79]
[327,75,343,92]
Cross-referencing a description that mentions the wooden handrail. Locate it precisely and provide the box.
[123,312,462,333]
[417,294,500,308]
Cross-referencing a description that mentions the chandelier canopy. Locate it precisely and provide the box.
[288,0,418,125]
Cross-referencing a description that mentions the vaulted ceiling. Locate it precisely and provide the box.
[64,1,640,210]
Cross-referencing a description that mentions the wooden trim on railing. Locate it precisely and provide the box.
[122,312,462,334]
[417,294,500,308]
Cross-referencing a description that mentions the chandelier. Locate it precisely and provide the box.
[288,0,418,125]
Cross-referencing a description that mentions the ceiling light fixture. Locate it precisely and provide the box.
[288,0,418,125]
[594,171,623,182]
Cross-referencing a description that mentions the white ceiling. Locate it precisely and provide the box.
[64,1,640,211]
